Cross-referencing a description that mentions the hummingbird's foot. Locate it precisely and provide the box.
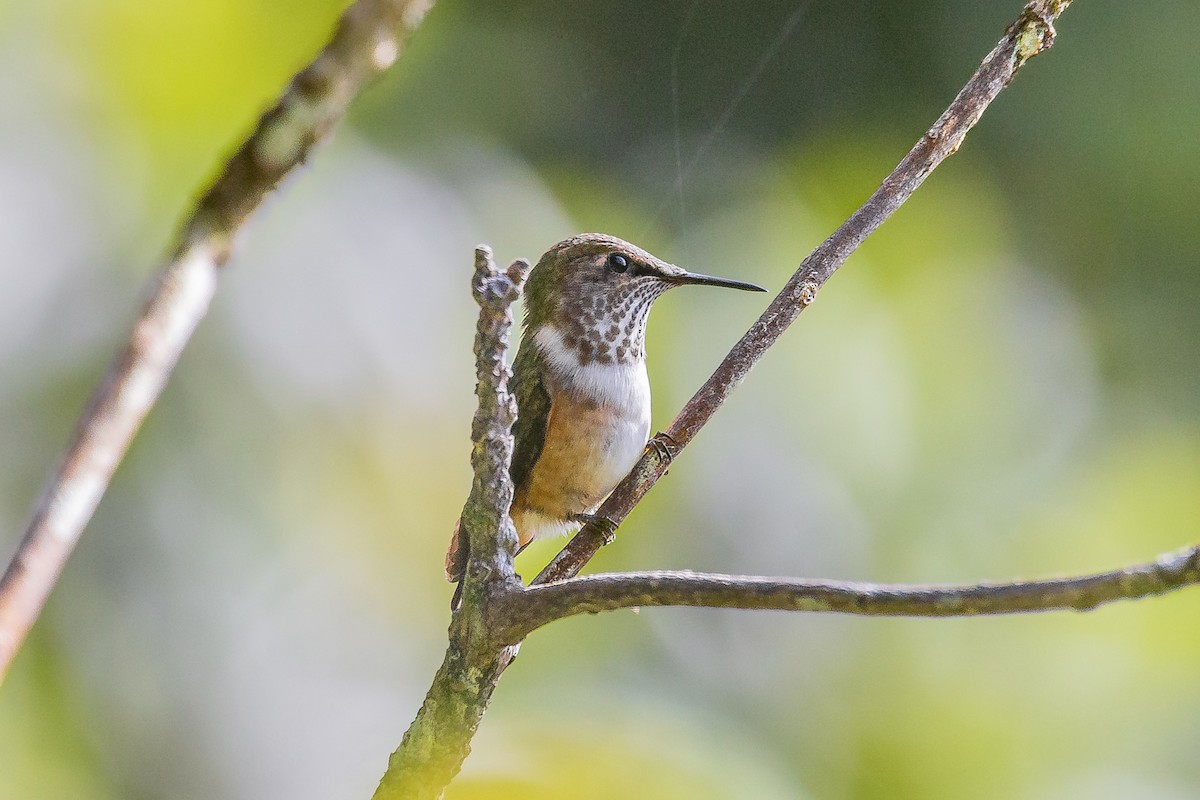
[571,513,619,545]
[648,432,680,464]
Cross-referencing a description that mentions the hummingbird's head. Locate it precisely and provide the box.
[524,233,765,366]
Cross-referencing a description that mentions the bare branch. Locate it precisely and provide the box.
[459,249,531,598]
[533,0,1073,586]
[500,545,1200,640]
[0,0,436,682]
[371,249,529,800]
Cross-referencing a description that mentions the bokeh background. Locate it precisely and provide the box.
[3,0,1199,797]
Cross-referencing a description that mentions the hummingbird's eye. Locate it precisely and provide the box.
[607,253,630,273]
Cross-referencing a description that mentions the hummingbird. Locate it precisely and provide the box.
[445,233,765,602]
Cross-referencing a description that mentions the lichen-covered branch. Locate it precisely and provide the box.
[458,250,531,597]
[533,0,1074,586]
[181,0,435,259]
[498,544,1200,640]
[372,248,529,800]
[0,0,436,683]
[375,642,516,800]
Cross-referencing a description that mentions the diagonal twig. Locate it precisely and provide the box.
[533,0,1073,586]
[0,0,436,683]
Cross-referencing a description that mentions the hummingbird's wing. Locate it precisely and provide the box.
[508,338,551,494]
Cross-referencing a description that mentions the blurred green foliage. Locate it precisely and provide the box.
[2,1,1199,798]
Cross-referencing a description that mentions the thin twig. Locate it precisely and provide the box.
[533,0,1072,586]
[499,545,1200,641]
[372,249,529,800]
[458,249,530,599]
[0,0,436,682]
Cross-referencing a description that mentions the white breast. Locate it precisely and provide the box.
[533,325,652,421]
[534,324,651,496]
[593,402,653,491]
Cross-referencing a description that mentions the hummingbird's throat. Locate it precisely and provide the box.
[549,280,666,367]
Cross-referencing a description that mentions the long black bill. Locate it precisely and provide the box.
[674,271,768,292]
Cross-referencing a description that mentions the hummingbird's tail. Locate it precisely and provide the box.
[446,518,540,610]
[445,520,467,610]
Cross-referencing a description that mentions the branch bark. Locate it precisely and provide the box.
[372,248,529,800]
[456,250,529,597]
[0,0,436,682]
[497,545,1200,641]
[533,0,1073,586]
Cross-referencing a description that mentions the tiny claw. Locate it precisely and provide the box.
[571,513,619,545]
[648,432,679,464]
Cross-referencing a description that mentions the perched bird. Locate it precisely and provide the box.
[446,233,764,602]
